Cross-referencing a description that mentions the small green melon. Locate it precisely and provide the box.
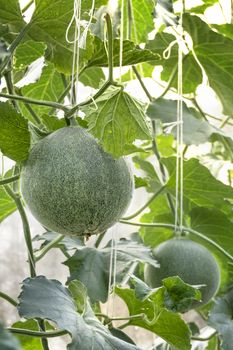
[144,239,220,307]
[20,127,133,236]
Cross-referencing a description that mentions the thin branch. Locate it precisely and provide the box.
[7,327,68,338]
[132,66,152,101]
[192,98,208,121]
[0,174,20,185]
[104,13,114,83]
[122,186,165,220]
[0,92,69,112]
[35,234,65,262]
[0,25,31,75]
[4,186,36,277]
[119,220,233,262]
[191,330,217,341]
[4,69,19,111]
[220,115,231,129]
[156,64,178,100]
[0,292,18,307]
[22,0,34,13]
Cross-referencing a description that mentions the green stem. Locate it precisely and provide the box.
[191,331,217,341]
[0,292,18,307]
[0,174,20,185]
[104,13,114,83]
[220,115,231,129]
[132,66,152,101]
[192,98,208,121]
[118,321,130,329]
[95,313,144,321]
[22,0,34,13]
[95,232,106,248]
[35,234,64,262]
[0,92,69,112]
[4,69,19,111]
[156,64,178,100]
[7,328,68,338]
[0,25,30,75]
[4,185,36,277]
[65,80,111,119]
[205,113,233,127]
[122,186,165,220]
[119,220,233,262]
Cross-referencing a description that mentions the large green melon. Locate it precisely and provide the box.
[144,239,220,307]
[20,127,133,236]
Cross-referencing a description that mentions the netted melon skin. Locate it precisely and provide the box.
[144,239,220,307]
[21,127,133,236]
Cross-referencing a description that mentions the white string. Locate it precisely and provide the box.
[174,4,184,233]
[119,0,124,81]
[66,0,95,107]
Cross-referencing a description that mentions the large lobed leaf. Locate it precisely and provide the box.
[88,38,160,67]
[0,102,30,162]
[64,238,158,303]
[85,86,151,157]
[163,157,233,212]
[18,276,142,350]
[183,14,233,117]
[119,0,155,44]
[115,281,192,350]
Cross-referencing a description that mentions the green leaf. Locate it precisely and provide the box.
[20,63,64,119]
[190,207,233,287]
[163,157,233,212]
[34,231,84,251]
[131,275,201,313]
[133,156,161,193]
[208,296,233,350]
[64,239,158,303]
[0,185,17,223]
[79,67,105,88]
[134,176,149,189]
[18,276,142,350]
[14,41,46,70]
[187,0,218,14]
[0,0,25,33]
[119,0,155,44]
[0,323,21,350]
[147,99,219,145]
[121,64,154,82]
[183,14,233,117]
[68,280,87,314]
[28,0,98,74]
[204,336,218,350]
[162,276,202,313]
[88,38,160,67]
[0,102,30,162]
[109,328,136,345]
[145,32,202,93]
[191,207,233,257]
[115,285,191,350]
[40,115,66,131]
[85,87,151,157]
[139,194,174,248]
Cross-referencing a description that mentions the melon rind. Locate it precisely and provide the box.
[20,127,133,236]
[144,239,220,307]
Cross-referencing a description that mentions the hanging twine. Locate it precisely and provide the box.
[66,0,95,107]
[174,4,184,233]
